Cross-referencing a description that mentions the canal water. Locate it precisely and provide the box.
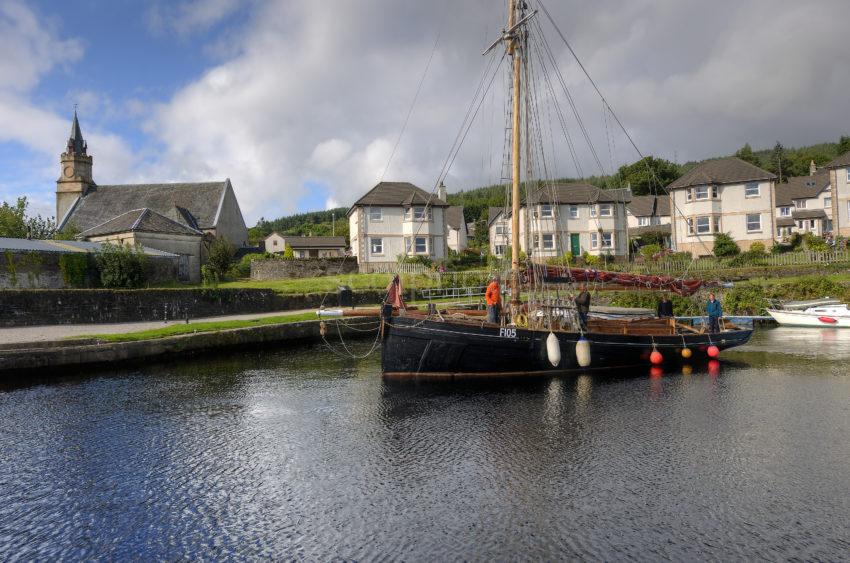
[1,327,849,560]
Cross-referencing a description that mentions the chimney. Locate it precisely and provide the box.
[437,181,447,202]
[809,160,817,176]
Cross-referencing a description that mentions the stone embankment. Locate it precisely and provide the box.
[0,318,379,375]
[0,288,385,327]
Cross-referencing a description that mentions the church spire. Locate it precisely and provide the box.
[67,109,87,156]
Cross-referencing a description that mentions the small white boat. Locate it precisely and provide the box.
[767,304,850,327]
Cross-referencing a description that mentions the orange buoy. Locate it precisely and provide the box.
[650,350,663,365]
[707,345,720,358]
[682,365,693,376]
[681,347,692,359]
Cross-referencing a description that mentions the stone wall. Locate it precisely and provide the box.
[0,250,178,289]
[0,287,386,327]
[250,257,358,280]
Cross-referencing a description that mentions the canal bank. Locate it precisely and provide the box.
[0,317,380,375]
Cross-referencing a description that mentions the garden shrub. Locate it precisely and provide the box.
[639,244,661,261]
[207,237,235,277]
[94,243,147,288]
[749,241,766,255]
[713,233,740,257]
[59,253,89,287]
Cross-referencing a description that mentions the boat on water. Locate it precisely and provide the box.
[767,300,850,328]
[327,0,754,377]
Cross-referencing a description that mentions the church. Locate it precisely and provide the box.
[55,113,249,282]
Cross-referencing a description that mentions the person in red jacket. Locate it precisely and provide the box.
[485,276,501,324]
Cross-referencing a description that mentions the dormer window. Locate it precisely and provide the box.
[793,199,807,209]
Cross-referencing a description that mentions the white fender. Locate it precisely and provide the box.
[576,337,591,367]
[546,332,561,367]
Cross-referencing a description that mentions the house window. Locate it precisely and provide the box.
[369,208,382,221]
[272,239,278,246]
[713,216,721,234]
[494,245,505,256]
[687,218,694,235]
[590,206,597,218]
[779,206,791,217]
[696,216,710,234]
[536,204,553,218]
[370,238,383,255]
[495,225,505,235]
[405,236,428,254]
[847,168,850,182]
[638,216,649,227]
[600,233,613,248]
[825,197,832,208]
[746,213,762,232]
[793,199,806,209]
[599,204,613,217]
[542,233,555,250]
[686,188,693,202]
[406,206,431,221]
[695,186,710,200]
[569,205,578,219]
[590,232,598,248]
[745,183,760,198]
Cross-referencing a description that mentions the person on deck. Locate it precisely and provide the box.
[574,283,591,330]
[657,295,674,318]
[706,292,722,333]
[485,276,502,324]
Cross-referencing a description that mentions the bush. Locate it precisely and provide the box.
[728,249,769,267]
[398,254,433,267]
[660,251,692,262]
[749,241,766,255]
[283,243,295,259]
[639,244,661,261]
[801,233,829,252]
[713,233,740,257]
[207,237,235,278]
[724,284,768,315]
[201,265,219,288]
[444,249,486,271]
[94,243,147,288]
[546,252,573,266]
[230,252,270,278]
[582,252,601,266]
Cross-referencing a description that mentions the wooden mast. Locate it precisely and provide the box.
[508,0,523,306]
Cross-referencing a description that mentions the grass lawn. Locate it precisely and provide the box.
[218,272,439,294]
[74,312,319,342]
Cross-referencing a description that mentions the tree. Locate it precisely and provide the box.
[207,236,235,277]
[615,156,681,196]
[838,135,850,155]
[0,197,55,239]
[283,243,294,259]
[471,214,489,249]
[94,243,147,288]
[768,141,788,182]
[734,143,760,166]
[713,233,740,258]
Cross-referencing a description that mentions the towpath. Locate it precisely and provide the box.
[0,308,320,346]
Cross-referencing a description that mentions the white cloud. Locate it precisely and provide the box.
[146,0,244,36]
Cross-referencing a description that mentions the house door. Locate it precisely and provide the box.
[570,233,581,255]
[178,255,190,282]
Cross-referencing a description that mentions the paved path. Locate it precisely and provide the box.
[0,309,321,346]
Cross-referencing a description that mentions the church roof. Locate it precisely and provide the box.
[79,208,204,238]
[60,180,231,233]
[67,110,87,155]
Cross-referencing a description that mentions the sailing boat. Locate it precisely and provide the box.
[374,1,753,377]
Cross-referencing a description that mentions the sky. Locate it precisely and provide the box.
[1,0,849,225]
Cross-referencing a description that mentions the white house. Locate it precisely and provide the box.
[488,183,632,259]
[774,168,832,239]
[826,150,850,237]
[626,194,672,247]
[668,157,777,255]
[348,181,449,271]
[445,206,469,253]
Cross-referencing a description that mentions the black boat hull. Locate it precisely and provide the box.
[381,316,752,378]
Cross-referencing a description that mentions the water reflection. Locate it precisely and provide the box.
[1,331,849,559]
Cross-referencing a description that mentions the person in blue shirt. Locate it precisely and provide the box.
[706,292,722,333]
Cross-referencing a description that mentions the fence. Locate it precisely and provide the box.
[632,250,850,275]
[358,261,431,274]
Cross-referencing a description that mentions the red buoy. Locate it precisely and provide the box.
[819,316,838,324]
[708,360,721,377]
[650,350,663,365]
[707,345,720,358]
